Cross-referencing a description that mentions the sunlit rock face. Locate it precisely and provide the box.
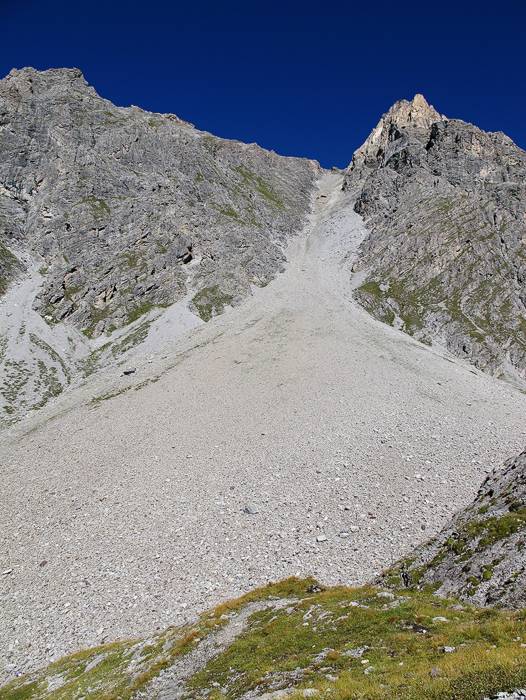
[345,94,526,385]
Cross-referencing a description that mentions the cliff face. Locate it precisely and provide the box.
[345,94,526,385]
[0,67,318,420]
[386,447,526,609]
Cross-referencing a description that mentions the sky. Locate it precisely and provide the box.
[2,0,526,168]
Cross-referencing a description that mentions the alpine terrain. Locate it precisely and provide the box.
[0,70,525,699]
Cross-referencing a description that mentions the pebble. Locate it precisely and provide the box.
[243,505,259,515]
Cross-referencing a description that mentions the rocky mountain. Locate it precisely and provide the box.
[0,67,318,422]
[344,94,526,385]
[2,74,526,699]
[385,446,526,609]
[2,77,526,423]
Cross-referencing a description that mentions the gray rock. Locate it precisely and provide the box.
[0,67,318,421]
[385,448,526,608]
[344,94,526,386]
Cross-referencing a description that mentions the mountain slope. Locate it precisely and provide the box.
[344,94,526,385]
[3,578,526,700]
[0,67,318,421]
[385,447,526,609]
[2,172,525,683]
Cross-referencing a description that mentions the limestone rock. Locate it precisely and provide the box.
[344,94,526,385]
[0,67,318,421]
[385,447,526,608]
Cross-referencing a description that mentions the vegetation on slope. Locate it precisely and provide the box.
[2,579,526,699]
[382,448,526,609]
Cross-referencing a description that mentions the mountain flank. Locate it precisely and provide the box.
[384,447,526,609]
[1,74,526,423]
[1,70,526,699]
[344,94,526,385]
[0,67,317,421]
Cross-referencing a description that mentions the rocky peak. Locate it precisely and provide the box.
[1,66,92,104]
[387,93,443,130]
[350,93,445,168]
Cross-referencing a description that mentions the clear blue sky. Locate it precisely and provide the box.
[3,0,526,167]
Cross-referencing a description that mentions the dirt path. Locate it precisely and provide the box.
[1,173,525,681]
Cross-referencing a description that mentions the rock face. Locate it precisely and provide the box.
[344,94,526,385]
[0,67,318,420]
[386,447,526,608]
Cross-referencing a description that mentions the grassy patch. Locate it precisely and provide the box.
[125,302,156,325]
[82,304,116,338]
[0,241,20,295]
[121,250,145,270]
[2,580,526,699]
[110,319,153,356]
[90,386,132,405]
[216,205,241,220]
[192,285,234,322]
[79,196,110,219]
[235,165,284,208]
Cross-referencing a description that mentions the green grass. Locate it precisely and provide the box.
[234,165,284,208]
[121,250,145,270]
[79,196,110,219]
[0,242,20,295]
[3,580,526,700]
[125,302,156,325]
[110,318,153,356]
[192,285,234,322]
[82,305,114,338]
[90,387,132,405]
[215,205,241,220]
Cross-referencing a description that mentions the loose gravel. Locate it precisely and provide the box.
[1,173,525,681]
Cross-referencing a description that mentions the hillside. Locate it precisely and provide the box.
[3,578,526,699]
[385,447,526,609]
[2,73,526,696]
[2,78,526,424]
[0,67,317,421]
[344,95,526,385]
[2,170,525,685]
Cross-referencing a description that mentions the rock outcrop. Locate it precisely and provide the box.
[345,94,526,385]
[0,67,318,421]
[385,447,526,608]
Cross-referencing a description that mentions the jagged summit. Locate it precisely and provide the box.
[351,93,445,167]
[4,66,87,87]
[344,89,526,386]
[387,93,444,129]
